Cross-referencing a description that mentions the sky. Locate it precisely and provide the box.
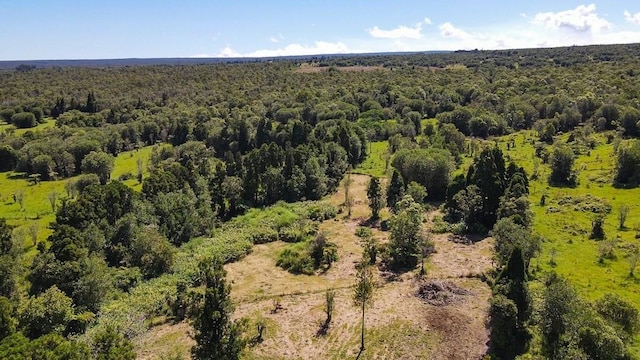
[1,1,640,60]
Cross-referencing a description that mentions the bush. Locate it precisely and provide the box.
[594,293,639,335]
[276,244,314,275]
[590,215,606,240]
[10,112,36,128]
[249,226,278,244]
[307,203,337,221]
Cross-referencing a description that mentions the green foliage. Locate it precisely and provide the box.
[491,218,541,268]
[391,148,454,201]
[406,181,427,205]
[191,258,245,360]
[386,169,405,212]
[81,151,115,185]
[276,232,338,274]
[595,293,639,335]
[0,332,91,360]
[489,294,528,359]
[0,297,16,341]
[90,325,136,360]
[549,145,577,186]
[388,195,424,269]
[366,177,384,219]
[615,140,640,187]
[590,215,606,240]
[10,112,37,128]
[18,285,74,339]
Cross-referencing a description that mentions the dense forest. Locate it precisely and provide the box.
[1,43,640,359]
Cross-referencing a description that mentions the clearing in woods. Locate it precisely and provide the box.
[138,174,493,360]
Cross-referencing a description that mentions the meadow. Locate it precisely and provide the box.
[0,143,160,253]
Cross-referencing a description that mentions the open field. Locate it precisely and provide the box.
[0,143,160,253]
[0,118,57,136]
[137,174,493,359]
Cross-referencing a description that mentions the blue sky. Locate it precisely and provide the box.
[1,1,640,60]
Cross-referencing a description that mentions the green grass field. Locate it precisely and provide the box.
[0,118,57,136]
[0,144,164,252]
[355,141,388,178]
[498,131,640,305]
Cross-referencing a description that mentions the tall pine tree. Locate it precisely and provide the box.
[191,258,245,360]
[367,177,384,220]
[386,170,405,213]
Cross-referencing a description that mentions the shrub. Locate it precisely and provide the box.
[249,226,278,244]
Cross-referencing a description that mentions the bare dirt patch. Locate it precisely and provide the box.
[416,280,472,306]
[427,233,494,279]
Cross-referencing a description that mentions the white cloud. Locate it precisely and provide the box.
[439,22,471,39]
[368,23,423,39]
[269,34,284,43]
[424,17,432,25]
[532,4,610,32]
[218,46,241,57]
[624,10,640,25]
[218,41,350,58]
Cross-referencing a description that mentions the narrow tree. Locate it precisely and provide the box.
[322,289,335,333]
[353,260,374,353]
[343,167,353,217]
[191,258,245,360]
[366,177,384,220]
[47,191,58,213]
[618,204,630,230]
[386,170,404,213]
[628,244,640,277]
[14,190,25,210]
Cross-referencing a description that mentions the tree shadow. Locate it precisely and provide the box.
[355,348,364,360]
[315,319,330,337]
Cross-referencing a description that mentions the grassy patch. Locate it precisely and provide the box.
[497,131,640,310]
[355,141,388,178]
[326,320,434,359]
[0,118,56,136]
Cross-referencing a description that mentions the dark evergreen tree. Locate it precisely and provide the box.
[84,91,97,113]
[367,177,384,220]
[466,147,506,230]
[191,258,245,360]
[386,170,405,212]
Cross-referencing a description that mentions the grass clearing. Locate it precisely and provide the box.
[0,118,56,136]
[354,141,388,178]
[0,144,161,257]
[495,131,640,354]
[138,174,492,359]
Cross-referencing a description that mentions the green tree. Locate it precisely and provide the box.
[595,293,639,335]
[549,145,576,186]
[0,296,16,341]
[191,258,245,360]
[615,140,640,186]
[406,181,427,205]
[386,170,405,212]
[81,151,114,185]
[465,147,506,230]
[10,112,37,128]
[491,218,541,267]
[91,325,136,360]
[18,285,74,339]
[388,195,423,269]
[366,177,384,220]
